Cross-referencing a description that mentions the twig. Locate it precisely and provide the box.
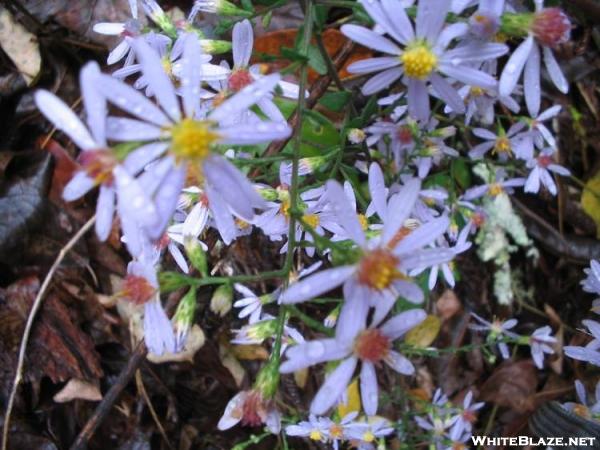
[135,370,173,450]
[2,215,96,450]
[70,342,148,450]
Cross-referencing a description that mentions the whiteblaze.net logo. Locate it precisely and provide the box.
[471,436,598,447]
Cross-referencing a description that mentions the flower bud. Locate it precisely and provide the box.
[173,287,197,350]
[184,236,208,277]
[347,128,366,144]
[200,39,233,55]
[210,284,233,317]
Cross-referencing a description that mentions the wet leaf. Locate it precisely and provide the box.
[405,315,441,348]
[53,378,102,403]
[0,152,52,259]
[0,6,41,86]
[480,360,538,413]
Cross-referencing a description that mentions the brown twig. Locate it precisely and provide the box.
[2,215,96,450]
[250,40,355,177]
[69,342,148,450]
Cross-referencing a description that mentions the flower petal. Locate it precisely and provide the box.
[499,36,533,97]
[340,24,402,55]
[310,357,358,415]
[279,266,356,304]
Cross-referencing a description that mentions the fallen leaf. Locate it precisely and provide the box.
[405,315,441,348]
[218,343,246,387]
[480,360,538,413]
[0,152,52,260]
[230,344,269,361]
[0,6,41,85]
[53,378,102,403]
[581,170,600,238]
[253,28,371,83]
[147,325,205,364]
[293,367,308,389]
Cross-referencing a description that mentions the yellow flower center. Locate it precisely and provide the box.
[362,431,376,443]
[488,183,504,196]
[170,119,220,161]
[330,424,343,439]
[493,137,512,156]
[401,42,438,80]
[358,213,368,230]
[235,218,251,229]
[309,430,323,441]
[303,213,320,228]
[357,248,404,290]
[470,86,485,97]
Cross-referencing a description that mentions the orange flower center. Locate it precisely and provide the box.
[357,248,402,290]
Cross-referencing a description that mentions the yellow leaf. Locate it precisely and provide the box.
[404,315,441,348]
[337,379,361,417]
[293,367,309,389]
[581,171,600,238]
[231,344,269,361]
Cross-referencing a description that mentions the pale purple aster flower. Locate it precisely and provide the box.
[280,179,454,326]
[414,413,459,443]
[233,284,273,324]
[93,0,141,66]
[564,319,600,366]
[34,62,161,255]
[524,148,570,196]
[499,1,571,116]
[462,171,526,201]
[469,312,518,359]
[341,0,507,120]
[99,35,290,244]
[124,249,176,355]
[468,122,532,161]
[563,380,600,417]
[280,309,426,416]
[527,104,562,149]
[529,325,557,369]
[165,200,209,273]
[582,260,600,296]
[285,415,329,443]
[467,0,505,40]
[344,418,394,449]
[206,19,300,123]
[449,391,484,438]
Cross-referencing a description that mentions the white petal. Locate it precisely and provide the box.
[340,25,402,55]
[499,36,533,97]
[279,266,356,304]
[310,357,357,415]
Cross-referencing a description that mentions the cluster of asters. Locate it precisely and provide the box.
[32,0,586,447]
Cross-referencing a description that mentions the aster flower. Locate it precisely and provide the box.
[499,1,571,116]
[564,319,600,366]
[527,104,562,149]
[563,380,600,419]
[98,34,291,245]
[341,0,507,120]
[35,62,162,256]
[528,325,557,369]
[165,199,209,273]
[280,308,426,416]
[468,122,531,161]
[206,19,300,123]
[93,0,142,66]
[582,260,600,297]
[285,415,330,443]
[462,170,526,201]
[467,0,505,40]
[233,284,273,324]
[469,313,518,359]
[344,417,395,449]
[280,178,454,326]
[449,391,484,438]
[524,148,570,196]
[123,249,176,355]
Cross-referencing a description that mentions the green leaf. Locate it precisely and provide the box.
[319,91,352,112]
[240,0,254,12]
[280,47,309,63]
[307,46,328,75]
[261,10,273,29]
[451,158,471,189]
[159,271,191,293]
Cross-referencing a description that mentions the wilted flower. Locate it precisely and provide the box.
[218,389,281,433]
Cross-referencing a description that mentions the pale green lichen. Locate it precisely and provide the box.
[473,164,538,305]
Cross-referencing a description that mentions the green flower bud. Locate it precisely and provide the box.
[184,237,208,277]
[200,39,233,55]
